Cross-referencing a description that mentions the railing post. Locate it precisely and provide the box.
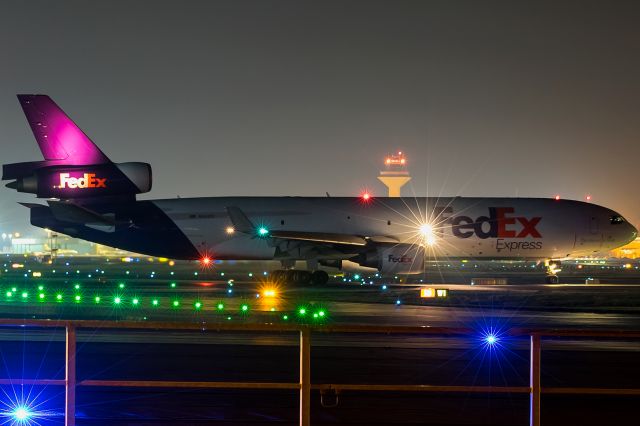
[299,328,311,426]
[530,334,541,426]
[65,324,77,426]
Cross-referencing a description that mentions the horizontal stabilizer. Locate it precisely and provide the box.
[18,202,45,209]
[47,200,116,227]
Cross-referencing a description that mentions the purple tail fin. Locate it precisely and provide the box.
[17,95,111,165]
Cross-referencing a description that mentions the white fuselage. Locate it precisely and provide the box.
[151,196,636,261]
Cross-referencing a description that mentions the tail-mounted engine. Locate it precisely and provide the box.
[4,162,152,199]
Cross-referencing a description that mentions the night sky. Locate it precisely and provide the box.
[1,0,639,234]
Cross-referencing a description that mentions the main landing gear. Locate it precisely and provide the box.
[270,269,329,285]
[544,260,561,284]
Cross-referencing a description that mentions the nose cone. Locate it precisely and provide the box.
[624,222,638,245]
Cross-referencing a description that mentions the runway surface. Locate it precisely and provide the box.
[0,273,638,424]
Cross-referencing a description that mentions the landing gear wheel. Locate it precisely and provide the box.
[271,269,315,285]
[545,275,559,284]
[285,270,312,285]
[271,270,286,283]
[297,270,312,285]
[311,270,329,285]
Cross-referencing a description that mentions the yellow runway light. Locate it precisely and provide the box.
[420,288,435,298]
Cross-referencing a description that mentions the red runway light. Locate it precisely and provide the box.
[201,257,211,265]
[554,195,560,201]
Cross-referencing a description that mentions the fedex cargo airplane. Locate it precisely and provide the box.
[4,95,637,284]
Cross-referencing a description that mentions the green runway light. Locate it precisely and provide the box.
[114,297,122,304]
[6,291,12,297]
[217,303,224,310]
[132,298,139,305]
[318,310,325,317]
[38,285,44,291]
[313,313,318,318]
[39,293,45,300]
[298,308,306,315]
[74,284,80,290]
[227,316,232,320]
[194,302,202,309]
[170,282,176,288]
[74,295,81,302]
[283,315,289,320]
[56,294,63,301]
[11,287,16,292]
[152,299,159,306]
[118,283,125,289]
[95,296,101,303]
[22,292,28,299]
[241,304,249,312]
[172,300,179,307]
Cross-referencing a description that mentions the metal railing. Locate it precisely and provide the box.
[0,319,638,426]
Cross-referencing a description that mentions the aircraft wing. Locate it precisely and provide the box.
[269,230,367,246]
[47,200,116,226]
[226,205,374,247]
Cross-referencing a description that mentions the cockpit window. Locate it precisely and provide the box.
[610,215,625,225]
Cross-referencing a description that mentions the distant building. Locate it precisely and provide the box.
[610,237,640,259]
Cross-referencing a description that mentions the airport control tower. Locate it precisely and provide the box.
[378,151,411,197]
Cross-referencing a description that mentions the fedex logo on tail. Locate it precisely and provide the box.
[442,207,542,239]
[58,173,107,189]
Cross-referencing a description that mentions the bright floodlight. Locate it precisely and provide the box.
[258,227,269,236]
[419,223,437,246]
[13,406,30,421]
[485,334,497,345]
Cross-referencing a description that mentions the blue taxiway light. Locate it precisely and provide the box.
[13,407,29,420]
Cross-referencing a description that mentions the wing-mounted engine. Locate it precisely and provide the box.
[4,162,152,199]
[354,245,425,274]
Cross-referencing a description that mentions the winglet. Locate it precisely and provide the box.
[226,206,256,234]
